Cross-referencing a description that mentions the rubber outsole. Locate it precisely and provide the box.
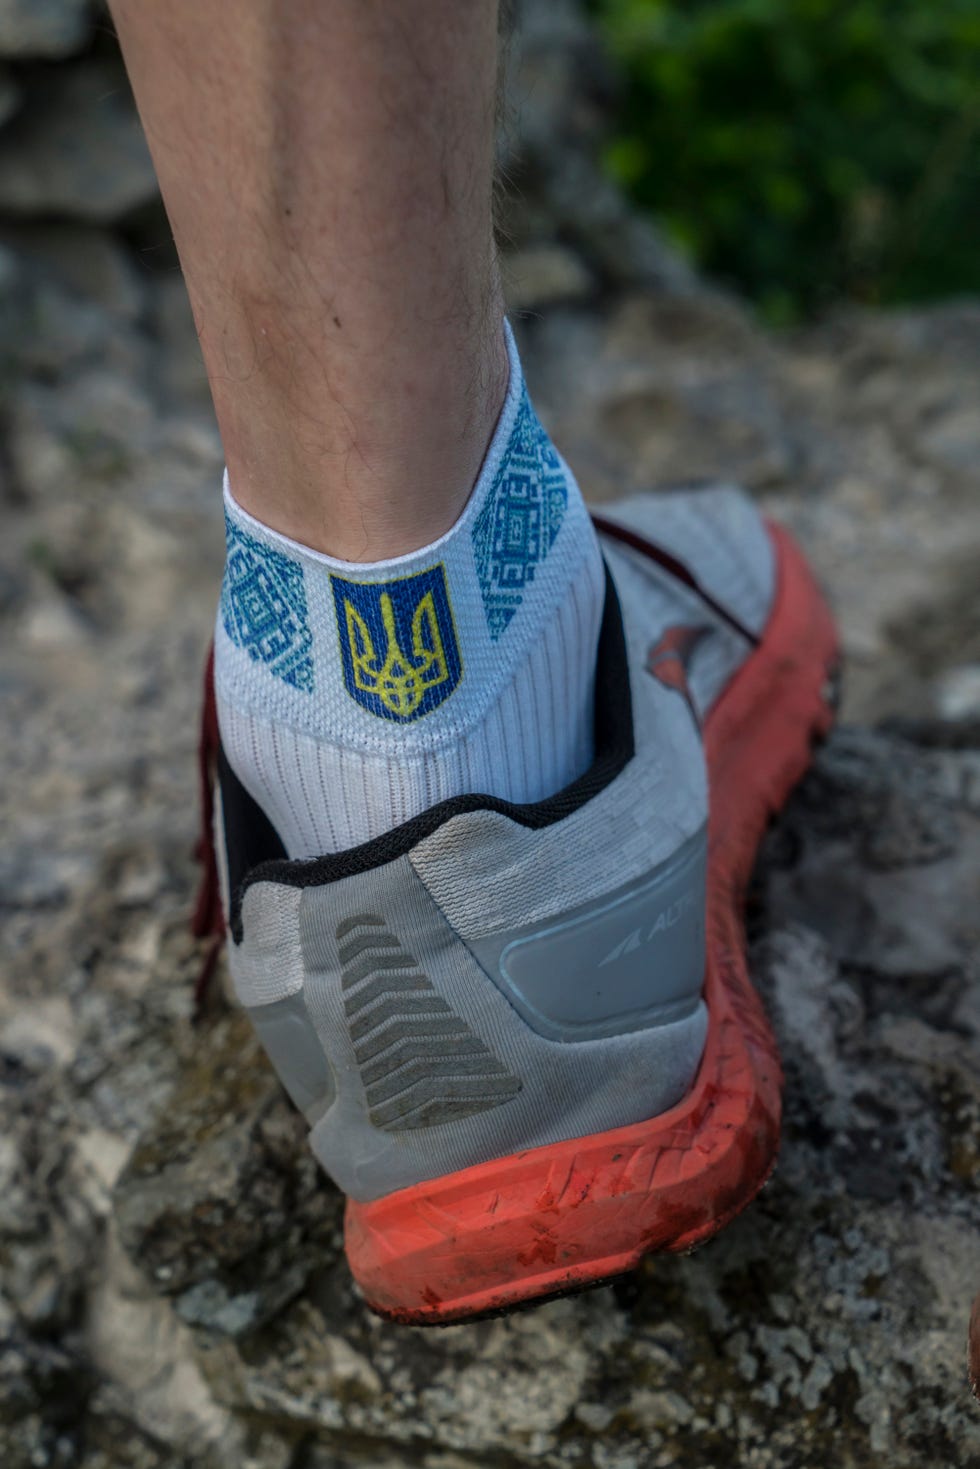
[344,523,840,1326]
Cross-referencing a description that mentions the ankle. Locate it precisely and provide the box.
[220,319,510,562]
[215,322,605,856]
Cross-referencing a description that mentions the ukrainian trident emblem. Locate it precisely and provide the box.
[330,564,462,722]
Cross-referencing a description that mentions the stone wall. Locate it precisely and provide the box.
[0,3,978,1467]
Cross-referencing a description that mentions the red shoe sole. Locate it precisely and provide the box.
[344,524,839,1325]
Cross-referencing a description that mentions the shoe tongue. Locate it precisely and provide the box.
[593,512,758,646]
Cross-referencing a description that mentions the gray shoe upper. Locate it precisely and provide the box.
[221,486,775,1202]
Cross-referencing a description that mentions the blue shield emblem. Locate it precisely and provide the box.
[330,564,462,722]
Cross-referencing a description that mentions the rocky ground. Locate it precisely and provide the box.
[0,3,978,1467]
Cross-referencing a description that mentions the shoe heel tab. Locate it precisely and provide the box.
[226,562,634,936]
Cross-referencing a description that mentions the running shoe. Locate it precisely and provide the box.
[193,484,839,1324]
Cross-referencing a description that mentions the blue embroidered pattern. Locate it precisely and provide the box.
[220,515,315,693]
[471,384,567,640]
[330,564,461,723]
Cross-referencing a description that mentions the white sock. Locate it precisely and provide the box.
[214,321,605,858]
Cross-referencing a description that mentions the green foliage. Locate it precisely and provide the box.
[591,0,980,319]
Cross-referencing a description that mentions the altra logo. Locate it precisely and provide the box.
[646,623,712,725]
[598,890,697,968]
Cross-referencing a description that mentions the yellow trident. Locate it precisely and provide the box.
[345,589,450,718]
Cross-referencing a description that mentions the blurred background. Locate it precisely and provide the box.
[0,3,977,1468]
[593,0,980,323]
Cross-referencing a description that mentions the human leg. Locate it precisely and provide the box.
[114,1,840,1323]
[110,0,508,559]
[110,0,605,854]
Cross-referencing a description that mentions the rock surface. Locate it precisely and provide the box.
[0,60,157,221]
[0,0,91,60]
[0,1,978,1466]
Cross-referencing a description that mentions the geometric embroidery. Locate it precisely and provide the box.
[471,382,567,640]
[329,564,461,723]
[220,514,315,693]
